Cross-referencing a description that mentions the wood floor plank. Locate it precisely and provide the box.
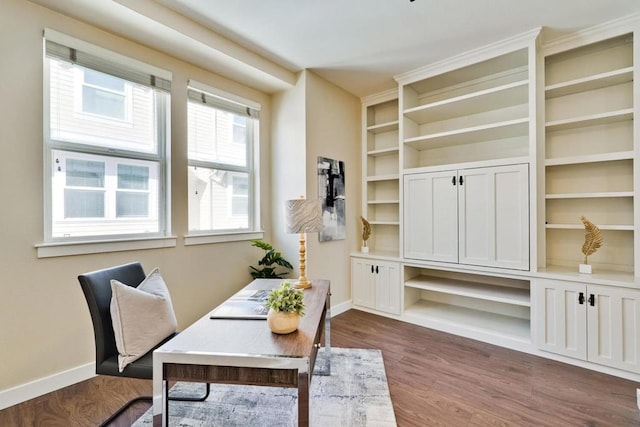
[1,309,640,426]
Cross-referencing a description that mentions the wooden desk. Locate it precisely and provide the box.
[152,279,331,426]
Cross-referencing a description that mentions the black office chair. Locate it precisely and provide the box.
[78,262,210,426]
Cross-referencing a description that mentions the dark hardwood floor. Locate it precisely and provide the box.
[1,309,639,426]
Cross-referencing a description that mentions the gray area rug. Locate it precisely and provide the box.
[133,347,396,426]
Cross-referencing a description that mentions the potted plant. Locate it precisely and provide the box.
[265,281,305,334]
[249,240,294,279]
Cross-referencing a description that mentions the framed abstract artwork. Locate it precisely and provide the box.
[317,156,346,241]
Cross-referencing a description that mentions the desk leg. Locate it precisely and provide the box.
[298,371,309,427]
[162,380,169,427]
[324,291,331,375]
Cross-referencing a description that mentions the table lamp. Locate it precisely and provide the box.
[285,197,322,289]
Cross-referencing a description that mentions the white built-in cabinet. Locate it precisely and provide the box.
[536,278,640,373]
[403,164,529,270]
[352,17,640,380]
[351,257,401,315]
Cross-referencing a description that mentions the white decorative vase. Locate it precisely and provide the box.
[579,263,592,274]
[361,245,369,253]
[267,308,300,334]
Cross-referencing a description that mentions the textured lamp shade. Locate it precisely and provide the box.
[285,199,322,234]
[285,198,322,289]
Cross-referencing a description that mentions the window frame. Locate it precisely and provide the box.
[185,81,262,241]
[40,30,173,256]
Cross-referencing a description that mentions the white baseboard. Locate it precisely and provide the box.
[331,300,352,317]
[0,363,95,411]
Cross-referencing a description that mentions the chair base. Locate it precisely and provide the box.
[100,395,151,427]
[101,383,210,426]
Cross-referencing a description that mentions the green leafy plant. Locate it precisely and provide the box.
[265,281,305,316]
[249,240,294,279]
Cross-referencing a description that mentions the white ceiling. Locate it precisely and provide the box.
[153,0,640,97]
[30,0,640,97]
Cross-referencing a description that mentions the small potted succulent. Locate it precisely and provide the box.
[265,281,306,334]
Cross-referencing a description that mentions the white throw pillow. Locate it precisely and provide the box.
[110,268,178,372]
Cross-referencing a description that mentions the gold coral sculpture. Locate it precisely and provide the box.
[360,216,371,242]
[580,215,603,265]
[360,216,371,253]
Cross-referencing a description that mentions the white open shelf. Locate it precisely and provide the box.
[545,108,633,132]
[546,191,634,199]
[404,80,528,123]
[368,147,399,157]
[367,199,400,204]
[366,174,399,182]
[545,223,634,231]
[403,300,531,342]
[367,120,399,134]
[545,151,634,166]
[545,67,633,98]
[404,117,528,150]
[370,220,400,226]
[405,275,530,306]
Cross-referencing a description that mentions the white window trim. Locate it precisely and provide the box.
[183,231,264,246]
[36,236,177,258]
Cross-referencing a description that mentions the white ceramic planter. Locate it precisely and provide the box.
[267,308,300,334]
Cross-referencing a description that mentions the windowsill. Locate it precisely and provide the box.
[35,236,177,258]
[184,230,264,246]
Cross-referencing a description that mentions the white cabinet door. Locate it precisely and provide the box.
[351,258,376,309]
[403,171,458,263]
[535,279,587,360]
[459,164,529,270]
[536,279,640,374]
[375,261,401,315]
[587,285,640,373]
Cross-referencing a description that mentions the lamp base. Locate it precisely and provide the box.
[294,277,312,289]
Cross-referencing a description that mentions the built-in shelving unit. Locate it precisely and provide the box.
[352,19,640,382]
[543,33,636,273]
[403,267,531,344]
[361,90,400,256]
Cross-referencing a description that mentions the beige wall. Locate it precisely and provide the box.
[270,70,361,303]
[0,0,273,393]
[270,73,307,265]
[304,71,361,305]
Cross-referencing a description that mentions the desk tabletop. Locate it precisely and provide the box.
[155,279,330,360]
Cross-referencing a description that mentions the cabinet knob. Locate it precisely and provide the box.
[451,176,456,186]
[578,292,585,305]
[375,266,379,274]
[459,175,464,185]
[371,265,374,274]
[588,294,595,307]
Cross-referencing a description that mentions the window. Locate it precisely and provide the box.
[187,83,260,234]
[76,68,132,121]
[44,36,170,242]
